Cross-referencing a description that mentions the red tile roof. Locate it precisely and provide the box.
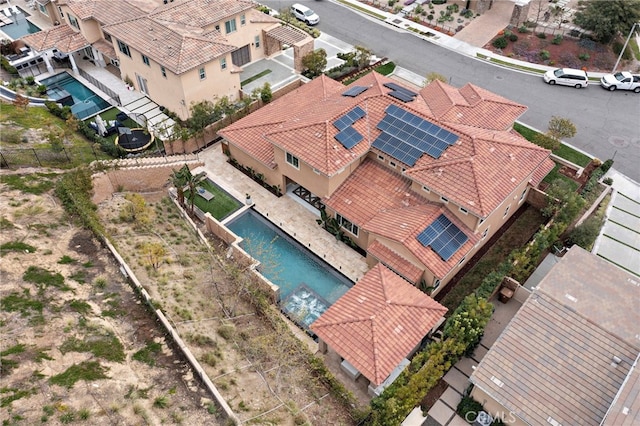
[367,240,423,283]
[101,3,278,75]
[220,75,346,167]
[59,0,149,25]
[364,204,478,278]
[310,263,447,386]
[421,80,528,130]
[221,72,552,217]
[323,158,428,225]
[405,123,552,216]
[21,25,89,53]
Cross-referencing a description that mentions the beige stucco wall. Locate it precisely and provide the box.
[272,146,364,199]
[36,2,62,25]
[58,7,102,43]
[470,386,527,426]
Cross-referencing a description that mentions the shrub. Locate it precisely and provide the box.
[612,40,632,60]
[456,395,484,422]
[517,25,529,33]
[566,216,602,250]
[508,33,518,42]
[492,37,508,49]
[578,52,590,61]
[431,0,446,4]
[539,50,551,60]
[603,177,613,186]
[427,14,434,20]
[536,32,547,39]
[552,34,563,45]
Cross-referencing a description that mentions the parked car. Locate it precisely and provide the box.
[543,68,589,88]
[600,71,640,92]
[290,3,319,25]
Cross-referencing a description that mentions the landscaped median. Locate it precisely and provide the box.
[476,51,606,82]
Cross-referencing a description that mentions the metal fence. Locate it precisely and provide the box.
[78,68,121,106]
[0,146,99,169]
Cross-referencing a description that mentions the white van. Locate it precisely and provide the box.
[290,3,319,25]
[543,68,589,88]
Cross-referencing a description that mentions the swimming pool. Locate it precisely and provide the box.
[40,73,111,120]
[226,209,352,329]
[0,6,41,39]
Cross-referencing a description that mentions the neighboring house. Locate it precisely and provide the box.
[219,72,555,296]
[311,263,447,395]
[469,246,640,426]
[20,0,312,120]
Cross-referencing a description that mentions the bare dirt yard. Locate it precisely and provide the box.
[1,169,361,426]
[0,176,218,425]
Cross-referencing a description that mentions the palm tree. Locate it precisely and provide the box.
[168,164,190,207]
[185,170,208,215]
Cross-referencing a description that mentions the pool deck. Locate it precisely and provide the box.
[196,146,370,286]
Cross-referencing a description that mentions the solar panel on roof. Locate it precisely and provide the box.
[416,214,468,261]
[333,106,366,130]
[342,86,369,97]
[383,82,418,97]
[389,91,414,103]
[335,127,363,149]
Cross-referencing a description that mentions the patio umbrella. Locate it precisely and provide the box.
[95,115,107,137]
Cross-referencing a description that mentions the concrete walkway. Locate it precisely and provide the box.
[593,169,640,277]
[454,0,514,47]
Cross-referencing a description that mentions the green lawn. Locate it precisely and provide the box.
[241,70,272,87]
[513,122,591,167]
[542,163,579,192]
[1,103,111,166]
[439,205,546,313]
[185,180,242,220]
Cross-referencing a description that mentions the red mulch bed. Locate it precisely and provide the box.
[484,31,620,72]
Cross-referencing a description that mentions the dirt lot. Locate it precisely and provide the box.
[1,170,359,425]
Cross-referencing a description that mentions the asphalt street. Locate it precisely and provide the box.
[264,0,640,181]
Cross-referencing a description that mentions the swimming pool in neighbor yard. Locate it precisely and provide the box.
[226,209,352,329]
[40,73,111,120]
[0,6,41,39]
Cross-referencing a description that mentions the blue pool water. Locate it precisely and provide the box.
[226,209,352,328]
[0,7,40,39]
[40,73,111,120]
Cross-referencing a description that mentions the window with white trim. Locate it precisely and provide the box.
[220,57,227,70]
[141,54,150,66]
[68,14,79,30]
[225,19,237,34]
[423,186,430,193]
[104,33,112,42]
[441,196,449,203]
[160,66,166,78]
[117,40,131,57]
[389,161,396,168]
[482,228,489,239]
[401,167,406,173]
[199,67,206,80]
[58,6,64,17]
[519,188,527,203]
[503,205,510,218]
[457,256,466,266]
[254,35,260,48]
[479,217,485,225]
[378,155,384,161]
[286,152,299,168]
[433,279,441,291]
[337,214,359,237]
[459,207,468,214]
[313,168,320,175]
[240,14,246,25]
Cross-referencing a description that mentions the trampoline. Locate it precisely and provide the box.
[115,127,155,152]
